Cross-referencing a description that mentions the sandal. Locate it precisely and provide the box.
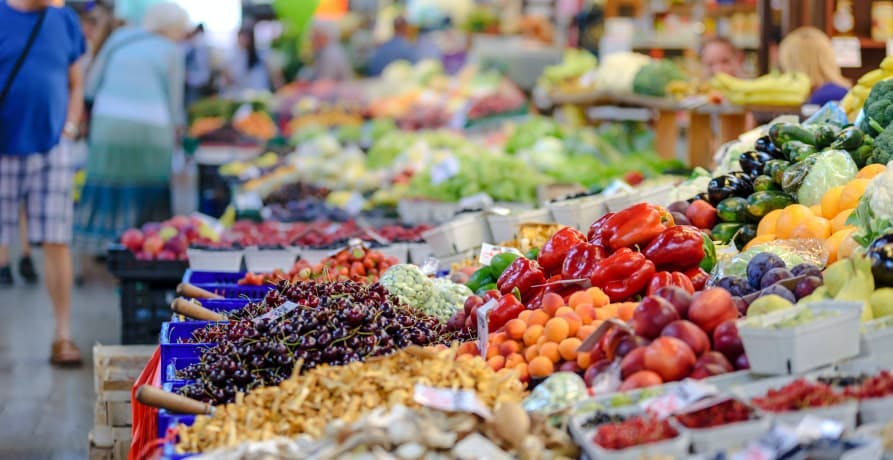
[50,339,83,367]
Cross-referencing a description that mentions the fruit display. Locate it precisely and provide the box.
[674,399,756,428]
[840,56,893,121]
[232,111,277,141]
[224,220,429,249]
[842,370,893,399]
[631,59,688,98]
[177,281,464,404]
[238,246,399,285]
[709,72,810,106]
[537,48,598,95]
[379,264,471,322]
[750,379,847,412]
[119,215,219,260]
[593,416,679,450]
[713,252,825,312]
[175,346,527,452]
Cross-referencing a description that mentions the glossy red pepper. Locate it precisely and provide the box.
[587,212,616,247]
[497,257,546,302]
[685,267,710,291]
[561,242,607,280]
[647,271,695,296]
[589,248,656,302]
[603,203,675,251]
[466,290,502,330]
[537,227,586,274]
[488,294,525,332]
[643,225,706,271]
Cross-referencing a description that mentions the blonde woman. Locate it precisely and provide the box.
[778,27,851,106]
[74,2,189,253]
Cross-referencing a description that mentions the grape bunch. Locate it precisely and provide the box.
[178,280,467,405]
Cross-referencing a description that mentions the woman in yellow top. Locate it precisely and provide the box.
[778,27,851,106]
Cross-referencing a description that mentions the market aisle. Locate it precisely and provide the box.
[0,259,120,460]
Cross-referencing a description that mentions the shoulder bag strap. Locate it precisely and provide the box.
[0,8,47,107]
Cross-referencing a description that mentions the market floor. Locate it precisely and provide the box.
[0,255,120,460]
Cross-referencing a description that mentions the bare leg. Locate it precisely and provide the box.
[18,205,30,257]
[0,245,7,267]
[43,243,73,340]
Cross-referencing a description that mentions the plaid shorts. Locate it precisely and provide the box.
[0,143,74,245]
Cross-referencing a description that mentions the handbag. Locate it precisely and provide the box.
[0,8,47,107]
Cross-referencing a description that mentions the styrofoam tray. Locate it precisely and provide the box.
[673,414,771,453]
[580,432,690,460]
[242,247,296,272]
[422,213,491,257]
[603,184,675,213]
[487,208,553,243]
[732,375,859,432]
[860,395,893,425]
[186,249,244,272]
[376,242,408,263]
[295,247,331,265]
[548,196,607,231]
[860,319,893,363]
[436,250,477,272]
[737,300,862,375]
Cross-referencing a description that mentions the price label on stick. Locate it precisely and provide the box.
[476,299,498,358]
[413,384,492,419]
[478,243,523,265]
[253,301,300,324]
[640,379,719,419]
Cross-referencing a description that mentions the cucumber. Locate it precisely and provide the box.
[716,196,749,223]
[733,224,758,250]
[752,175,780,192]
[810,124,838,149]
[781,141,816,163]
[711,223,743,244]
[764,159,791,185]
[769,122,816,146]
[746,191,795,219]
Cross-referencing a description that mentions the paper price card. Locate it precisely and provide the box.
[640,379,719,419]
[476,299,498,359]
[413,384,492,419]
[478,243,523,265]
[254,301,300,323]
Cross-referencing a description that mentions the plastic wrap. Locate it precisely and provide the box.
[804,102,850,127]
[522,372,588,415]
[797,149,859,206]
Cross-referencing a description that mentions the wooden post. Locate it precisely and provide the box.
[718,113,748,145]
[654,109,678,161]
[757,0,773,74]
[688,112,714,169]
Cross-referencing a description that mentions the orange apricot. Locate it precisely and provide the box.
[523,325,544,346]
[544,317,571,342]
[568,290,594,308]
[575,304,597,324]
[541,292,565,316]
[586,287,610,308]
[499,340,522,356]
[487,355,505,371]
[504,319,527,340]
[527,310,550,327]
[559,338,583,361]
[528,356,554,378]
[538,342,561,364]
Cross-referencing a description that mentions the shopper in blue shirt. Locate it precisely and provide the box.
[367,17,417,76]
[0,0,86,366]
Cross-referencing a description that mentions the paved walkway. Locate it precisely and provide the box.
[0,255,120,460]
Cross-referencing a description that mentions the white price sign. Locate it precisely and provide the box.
[413,384,492,418]
[478,243,523,265]
[831,37,862,68]
[476,299,498,359]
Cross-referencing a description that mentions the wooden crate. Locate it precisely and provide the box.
[91,344,154,459]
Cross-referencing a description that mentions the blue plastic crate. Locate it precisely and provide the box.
[182,269,246,285]
[158,382,198,439]
[171,298,250,322]
[191,283,271,299]
[160,321,217,384]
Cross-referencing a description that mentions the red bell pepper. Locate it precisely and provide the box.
[647,271,695,296]
[488,294,525,332]
[643,225,705,271]
[589,248,656,302]
[537,227,586,274]
[561,242,607,280]
[587,212,616,247]
[497,257,546,301]
[602,203,675,251]
[685,267,710,291]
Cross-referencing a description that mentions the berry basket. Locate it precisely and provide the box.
[669,402,772,453]
[160,321,216,384]
[157,381,197,439]
[731,375,859,432]
[107,244,189,281]
[737,300,861,375]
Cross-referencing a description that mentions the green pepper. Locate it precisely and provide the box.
[490,252,520,278]
[711,223,743,244]
[764,159,791,184]
[850,144,873,168]
[781,141,816,162]
[465,267,495,293]
[830,126,865,151]
[525,247,540,260]
[700,232,716,272]
[769,122,817,146]
[476,283,498,296]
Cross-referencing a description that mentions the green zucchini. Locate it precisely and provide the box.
[752,175,780,192]
[711,223,743,245]
[716,196,749,223]
[746,191,795,219]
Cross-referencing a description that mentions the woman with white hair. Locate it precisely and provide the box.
[73,1,189,253]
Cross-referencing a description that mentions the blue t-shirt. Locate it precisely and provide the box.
[0,3,85,155]
[808,83,849,107]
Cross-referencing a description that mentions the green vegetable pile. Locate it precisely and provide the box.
[632,60,687,97]
[860,79,893,135]
[379,264,470,322]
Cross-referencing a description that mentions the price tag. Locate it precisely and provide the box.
[640,379,719,418]
[413,384,492,419]
[478,243,523,265]
[233,192,263,211]
[733,424,799,460]
[795,415,843,441]
[831,37,862,68]
[420,256,440,276]
[232,103,252,122]
[476,299,498,358]
[430,155,461,185]
[253,301,300,324]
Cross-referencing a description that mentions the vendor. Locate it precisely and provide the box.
[701,37,744,78]
[779,27,851,106]
[367,16,417,76]
[301,21,353,82]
